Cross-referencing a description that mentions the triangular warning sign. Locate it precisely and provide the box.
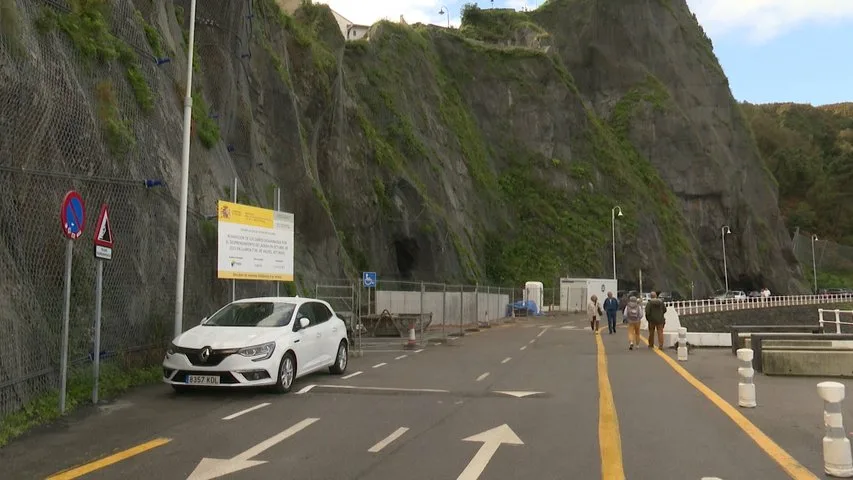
[93,204,114,248]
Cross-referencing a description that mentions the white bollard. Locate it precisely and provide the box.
[677,327,688,361]
[737,348,756,408]
[817,381,853,477]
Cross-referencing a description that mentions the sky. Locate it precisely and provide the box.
[316,0,853,106]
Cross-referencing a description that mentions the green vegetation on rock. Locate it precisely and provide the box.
[191,91,220,148]
[135,9,164,58]
[35,0,154,112]
[95,81,135,156]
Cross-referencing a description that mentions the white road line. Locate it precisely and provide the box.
[501,357,512,364]
[520,346,527,351]
[537,328,549,338]
[476,372,490,382]
[395,355,408,360]
[342,371,363,379]
[368,427,410,453]
[296,384,316,394]
[414,349,424,353]
[372,362,387,369]
[222,402,270,420]
[528,339,536,344]
[310,385,450,393]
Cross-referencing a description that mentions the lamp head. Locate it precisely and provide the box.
[617,210,623,217]
[439,8,445,14]
[723,226,731,235]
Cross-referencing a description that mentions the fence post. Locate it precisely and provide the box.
[459,284,464,336]
[475,282,480,328]
[835,309,842,334]
[442,283,447,342]
[420,281,425,346]
[820,309,826,332]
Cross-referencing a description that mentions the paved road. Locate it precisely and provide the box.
[0,315,823,479]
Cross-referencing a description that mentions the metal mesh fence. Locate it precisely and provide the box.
[792,231,853,284]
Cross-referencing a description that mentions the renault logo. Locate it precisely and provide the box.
[200,347,212,362]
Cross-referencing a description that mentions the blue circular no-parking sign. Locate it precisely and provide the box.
[60,190,85,240]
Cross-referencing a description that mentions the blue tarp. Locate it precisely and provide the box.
[505,300,543,317]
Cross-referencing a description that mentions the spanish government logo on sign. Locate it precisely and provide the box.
[216,200,294,281]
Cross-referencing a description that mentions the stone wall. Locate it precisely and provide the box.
[679,304,853,333]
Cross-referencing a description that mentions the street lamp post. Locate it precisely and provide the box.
[611,206,623,280]
[721,225,732,292]
[438,6,449,27]
[812,234,819,294]
[173,0,198,340]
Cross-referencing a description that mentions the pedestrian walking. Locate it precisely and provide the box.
[644,291,667,349]
[588,294,602,333]
[623,295,644,349]
[603,291,619,334]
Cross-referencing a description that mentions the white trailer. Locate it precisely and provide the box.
[559,277,618,312]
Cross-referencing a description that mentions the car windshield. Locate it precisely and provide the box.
[204,302,296,327]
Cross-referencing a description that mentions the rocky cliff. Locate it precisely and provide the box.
[0,0,807,326]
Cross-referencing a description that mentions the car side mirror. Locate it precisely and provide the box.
[299,317,310,329]
[200,316,208,325]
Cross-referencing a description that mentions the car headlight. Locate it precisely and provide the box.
[166,342,177,355]
[238,342,275,361]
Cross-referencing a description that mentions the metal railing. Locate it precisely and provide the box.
[671,294,853,316]
[818,309,853,334]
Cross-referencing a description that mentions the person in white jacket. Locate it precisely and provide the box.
[587,295,602,333]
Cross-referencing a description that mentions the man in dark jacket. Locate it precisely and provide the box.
[603,291,620,334]
[644,291,667,349]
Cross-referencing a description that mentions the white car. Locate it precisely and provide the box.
[162,297,349,393]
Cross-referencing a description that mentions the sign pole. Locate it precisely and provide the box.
[92,259,103,403]
[91,203,113,405]
[58,190,85,415]
[59,238,73,414]
[275,186,281,297]
[232,177,237,303]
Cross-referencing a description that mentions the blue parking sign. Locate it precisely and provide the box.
[363,272,377,288]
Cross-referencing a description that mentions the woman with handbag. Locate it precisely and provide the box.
[588,294,602,333]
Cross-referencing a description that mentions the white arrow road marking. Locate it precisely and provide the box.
[501,357,512,364]
[186,418,319,480]
[476,372,490,382]
[457,424,523,480]
[222,403,270,420]
[493,391,544,398]
[367,427,409,453]
[341,371,362,380]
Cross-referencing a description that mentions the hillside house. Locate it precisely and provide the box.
[275,0,370,41]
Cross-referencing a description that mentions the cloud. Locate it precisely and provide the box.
[687,0,853,43]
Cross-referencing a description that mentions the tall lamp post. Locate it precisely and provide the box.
[721,225,732,292]
[173,0,198,340]
[438,6,450,27]
[611,206,623,280]
[811,234,819,294]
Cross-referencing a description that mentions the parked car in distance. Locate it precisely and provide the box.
[712,290,747,303]
[162,297,349,394]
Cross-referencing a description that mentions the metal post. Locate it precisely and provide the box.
[92,259,104,404]
[722,226,731,293]
[442,283,447,341]
[475,282,480,327]
[275,187,281,297]
[812,234,819,294]
[231,177,237,302]
[59,239,73,414]
[612,210,617,280]
[459,284,464,336]
[419,282,425,345]
[173,0,198,340]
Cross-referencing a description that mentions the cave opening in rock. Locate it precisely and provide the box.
[394,237,420,279]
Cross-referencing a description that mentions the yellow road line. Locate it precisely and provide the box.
[46,437,171,480]
[596,327,626,480]
[640,334,818,480]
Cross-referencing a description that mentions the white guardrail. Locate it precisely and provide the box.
[818,308,853,333]
[671,294,853,316]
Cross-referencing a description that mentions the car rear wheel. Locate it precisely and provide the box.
[329,341,348,375]
[273,352,296,394]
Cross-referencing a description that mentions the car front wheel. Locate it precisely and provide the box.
[273,352,296,394]
[329,341,348,375]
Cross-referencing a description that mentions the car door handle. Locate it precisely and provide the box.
[332,327,338,333]
[294,339,300,343]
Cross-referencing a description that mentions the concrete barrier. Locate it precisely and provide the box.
[763,340,853,377]
[749,334,853,374]
[730,324,825,354]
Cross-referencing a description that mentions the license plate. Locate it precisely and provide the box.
[186,375,220,385]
